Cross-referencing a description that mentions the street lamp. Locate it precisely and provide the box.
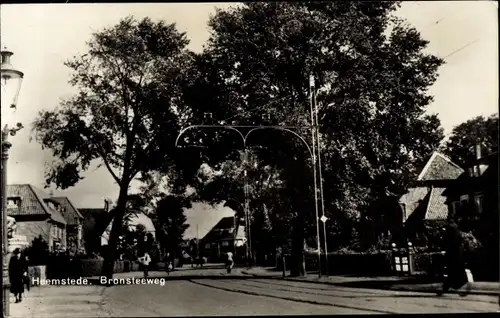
[1,47,24,317]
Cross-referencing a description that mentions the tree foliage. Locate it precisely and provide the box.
[32,16,197,277]
[180,2,445,274]
[442,114,498,167]
[155,195,191,256]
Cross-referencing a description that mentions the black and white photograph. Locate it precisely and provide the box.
[1,1,498,317]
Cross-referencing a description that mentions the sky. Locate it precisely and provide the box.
[1,2,498,239]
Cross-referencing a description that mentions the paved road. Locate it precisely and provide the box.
[100,276,498,316]
[11,268,499,317]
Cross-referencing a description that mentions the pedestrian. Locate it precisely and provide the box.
[140,252,151,278]
[438,221,468,296]
[165,252,173,275]
[225,251,234,274]
[23,254,31,292]
[9,248,28,303]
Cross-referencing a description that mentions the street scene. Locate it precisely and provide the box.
[9,266,500,317]
[1,1,499,317]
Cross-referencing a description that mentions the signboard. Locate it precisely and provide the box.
[8,234,29,252]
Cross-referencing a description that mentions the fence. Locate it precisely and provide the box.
[298,250,498,280]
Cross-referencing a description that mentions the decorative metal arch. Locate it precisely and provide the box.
[174,125,313,161]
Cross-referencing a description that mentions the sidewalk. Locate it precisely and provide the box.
[241,267,500,296]
[8,284,108,318]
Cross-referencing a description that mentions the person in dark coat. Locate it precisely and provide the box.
[9,248,28,303]
[439,221,468,295]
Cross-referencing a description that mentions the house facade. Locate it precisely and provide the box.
[51,197,85,255]
[200,215,247,262]
[7,184,67,252]
[442,149,498,281]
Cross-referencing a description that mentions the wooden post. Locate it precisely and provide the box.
[282,255,286,278]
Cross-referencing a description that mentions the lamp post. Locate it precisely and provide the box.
[175,123,321,276]
[1,47,24,317]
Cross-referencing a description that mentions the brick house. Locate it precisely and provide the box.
[7,184,67,251]
[50,197,85,254]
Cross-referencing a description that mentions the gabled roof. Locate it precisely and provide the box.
[424,187,449,220]
[399,187,429,222]
[7,184,66,225]
[201,216,237,243]
[400,152,462,222]
[51,197,83,225]
[417,152,464,181]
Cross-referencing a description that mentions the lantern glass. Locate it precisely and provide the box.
[1,50,24,109]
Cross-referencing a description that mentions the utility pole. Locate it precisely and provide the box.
[309,75,322,278]
[311,75,329,275]
[196,224,199,258]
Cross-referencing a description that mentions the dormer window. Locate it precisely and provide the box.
[7,197,21,208]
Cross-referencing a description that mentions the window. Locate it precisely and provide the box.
[7,198,21,208]
[475,194,484,214]
[459,194,469,205]
[222,241,229,247]
[451,201,461,215]
[205,243,210,249]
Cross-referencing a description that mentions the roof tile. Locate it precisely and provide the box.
[51,197,83,225]
[425,187,449,220]
[418,152,464,181]
[399,187,429,221]
[7,184,66,225]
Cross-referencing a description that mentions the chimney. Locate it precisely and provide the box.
[475,143,482,176]
[104,199,110,212]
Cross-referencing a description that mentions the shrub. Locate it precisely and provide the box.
[24,236,50,266]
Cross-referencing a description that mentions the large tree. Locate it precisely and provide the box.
[180,2,444,276]
[442,114,498,167]
[32,17,197,278]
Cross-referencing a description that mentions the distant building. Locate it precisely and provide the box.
[79,200,113,255]
[50,197,85,254]
[200,214,246,262]
[7,184,67,252]
[80,200,155,255]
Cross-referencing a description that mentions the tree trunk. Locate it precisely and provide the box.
[102,185,129,279]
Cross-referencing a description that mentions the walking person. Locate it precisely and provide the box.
[23,254,31,292]
[225,251,234,274]
[9,248,28,303]
[437,221,468,296]
[140,252,151,278]
[165,252,173,275]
